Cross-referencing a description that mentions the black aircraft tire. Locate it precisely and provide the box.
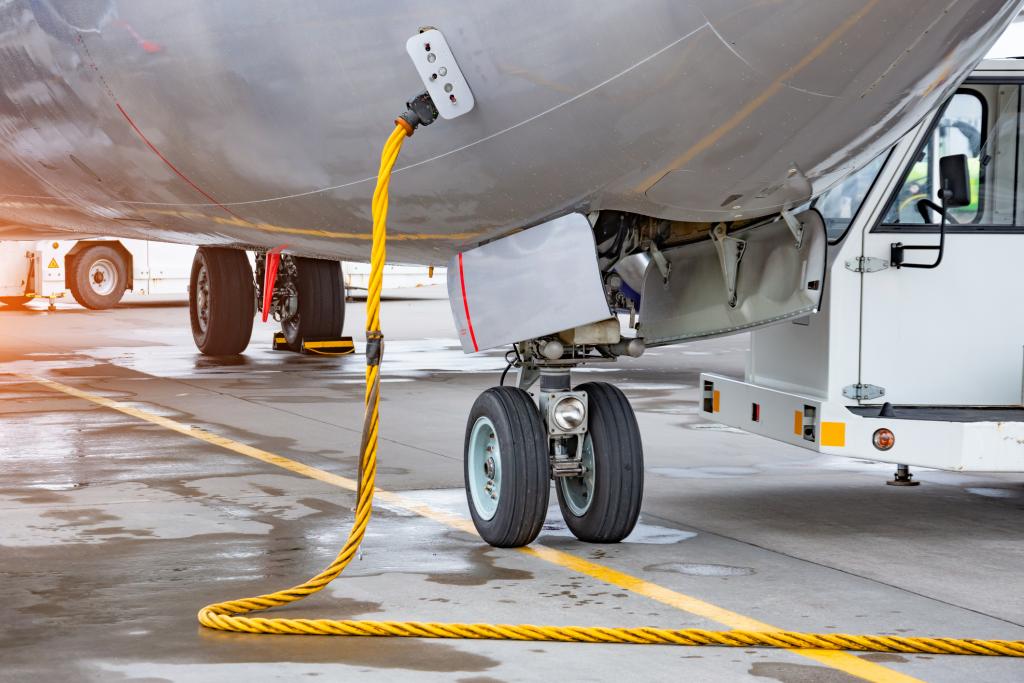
[189,247,255,356]
[281,258,344,351]
[556,382,644,543]
[69,245,128,310]
[464,386,550,548]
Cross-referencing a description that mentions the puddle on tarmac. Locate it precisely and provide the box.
[649,466,760,479]
[688,423,746,433]
[965,487,1021,499]
[645,561,754,577]
[193,355,252,369]
[401,488,697,544]
[541,509,697,545]
[424,542,534,586]
[759,454,892,474]
[857,653,909,663]
[617,382,694,392]
[26,482,88,491]
[0,481,273,547]
[750,662,861,683]
[79,337,507,380]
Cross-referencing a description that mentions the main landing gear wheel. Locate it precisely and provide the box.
[555,382,644,543]
[465,386,550,548]
[69,244,128,310]
[280,257,344,352]
[189,247,255,356]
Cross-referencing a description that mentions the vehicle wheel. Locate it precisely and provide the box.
[69,245,128,310]
[555,382,643,543]
[0,296,31,307]
[465,386,550,548]
[280,257,344,351]
[189,247,255,355]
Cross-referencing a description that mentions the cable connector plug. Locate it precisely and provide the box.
[365,330,384,366]
[395,92,438,136]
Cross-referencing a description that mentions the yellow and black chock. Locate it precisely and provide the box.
[272,333,355,356]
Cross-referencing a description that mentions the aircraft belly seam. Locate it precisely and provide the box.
[114,102,246,222]
[703,13,838,100]
[111,22,713,210]
[637,0,884,193]
[75,32,248,223]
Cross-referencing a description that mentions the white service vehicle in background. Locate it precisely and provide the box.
[698,59,1024,479]
[0,238,194,309]
[343,263,447,299]
[0,237,445,309]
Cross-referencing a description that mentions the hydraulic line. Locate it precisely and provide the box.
[197,119,1024,659]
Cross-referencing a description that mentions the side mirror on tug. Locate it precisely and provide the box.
[892,154,969,270]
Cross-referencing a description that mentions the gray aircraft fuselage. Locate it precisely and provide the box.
[0,1,1019,264]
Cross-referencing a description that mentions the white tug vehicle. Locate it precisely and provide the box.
[699,60,1024,483]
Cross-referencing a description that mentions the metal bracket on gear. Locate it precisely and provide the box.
[710,223,746,308]
[781,208,804,249]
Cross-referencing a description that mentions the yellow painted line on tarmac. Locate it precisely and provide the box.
[23,374,919,683]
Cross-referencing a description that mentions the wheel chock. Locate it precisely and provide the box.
[272,333,355,355]
[302,337,355,355]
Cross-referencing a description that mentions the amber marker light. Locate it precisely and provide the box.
[872,428,895,451]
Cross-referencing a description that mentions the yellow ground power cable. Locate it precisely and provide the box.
[197,119,1024,659]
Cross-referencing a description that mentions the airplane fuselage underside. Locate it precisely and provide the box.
[0,1,1018,264]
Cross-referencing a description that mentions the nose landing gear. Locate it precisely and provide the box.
[464,343,644,548]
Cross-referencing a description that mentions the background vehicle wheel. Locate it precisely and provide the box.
[465,386,550,548]
[555,381,643,543]
[0,296,32,307]
[189,247,254,355]
[281,257,344,351]
[69,245,128,310]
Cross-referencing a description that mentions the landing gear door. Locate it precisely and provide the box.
[448,214,611,353]
[639,210,827,345]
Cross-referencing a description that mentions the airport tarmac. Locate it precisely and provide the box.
[1,298,1022,683]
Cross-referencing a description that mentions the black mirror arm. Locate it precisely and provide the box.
[915,196,960,226]
[891,190,949,269]
[915,198,945,223]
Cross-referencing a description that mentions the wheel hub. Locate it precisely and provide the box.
[88,258,118,297]
[468,416,501,519]
[195,263,210,333]
[274,257,301,340]
[277,281,299,323]
[559,434,596,516]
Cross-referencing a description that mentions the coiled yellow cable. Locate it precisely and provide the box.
[197,122,1024,658]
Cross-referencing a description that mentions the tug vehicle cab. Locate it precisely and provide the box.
[701,59,1024,478]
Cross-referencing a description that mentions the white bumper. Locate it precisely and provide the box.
[700,373,1024,472]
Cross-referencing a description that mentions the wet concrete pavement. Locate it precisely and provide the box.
[1,299,1022,682]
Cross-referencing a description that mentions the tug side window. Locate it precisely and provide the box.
[814,153,887,242]
[881,86,1022,230]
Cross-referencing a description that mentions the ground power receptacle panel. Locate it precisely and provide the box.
[406,29,475,119]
